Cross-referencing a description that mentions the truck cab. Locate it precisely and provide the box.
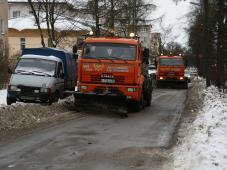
[156,55,188,88]
[74,36,152,112]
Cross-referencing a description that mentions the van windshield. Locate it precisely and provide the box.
[160,58,184,66]
[15,58,57,76]
[83,43,136,60]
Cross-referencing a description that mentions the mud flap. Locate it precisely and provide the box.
[157,81,188,89]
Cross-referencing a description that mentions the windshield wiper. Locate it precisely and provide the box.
[31,70,52,77]
[15,69,33,75]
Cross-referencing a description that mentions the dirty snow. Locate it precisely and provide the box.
[0,89,7,106]
[0,95,75,133]
[174,84,227,170]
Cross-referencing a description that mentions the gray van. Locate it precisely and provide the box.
[7,54,64,105]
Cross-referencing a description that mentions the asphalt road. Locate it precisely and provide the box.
[0,89,187,170]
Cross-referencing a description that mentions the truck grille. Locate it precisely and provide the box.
[93,86,123,95]
[18,85,39,93]
[90,75,125,83]
[165,72,179,76]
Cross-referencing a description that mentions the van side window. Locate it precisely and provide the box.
[57,62,64,78]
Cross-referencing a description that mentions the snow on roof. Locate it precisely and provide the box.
[8,15,92,32]
[22,54,62,62]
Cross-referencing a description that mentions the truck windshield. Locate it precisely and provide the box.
[160,58,184,66]
[15,58,57,76]
[83,43,136,60]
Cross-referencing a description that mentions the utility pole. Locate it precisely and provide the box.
[109,0,115,30]
[132,0,137,34]
[217,0,225,88]
[94,0,100,36]
[203,0,210,87]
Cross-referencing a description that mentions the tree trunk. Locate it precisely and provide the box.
[28,0,46,47]
[216,0,225,88]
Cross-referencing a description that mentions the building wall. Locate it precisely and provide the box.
[0,0,8,84]
[8,28,80,59]
[8,2,30,18]
[0,0,8,61]
[8,29,48,58]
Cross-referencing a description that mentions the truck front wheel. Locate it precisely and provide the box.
[127,91,145,112]
[7,97,16,105]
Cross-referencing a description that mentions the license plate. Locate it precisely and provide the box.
[168,72,175,76]
[21,96,35,100]
[101,79,115,83]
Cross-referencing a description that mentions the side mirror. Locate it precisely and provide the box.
[142,48,149,64]
[74,54,78,60]
[8,68,13,74]
[60,72,64,79]
[185,60,188,67]
[73,44,78,54]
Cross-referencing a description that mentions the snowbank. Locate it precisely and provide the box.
[174,85,227,170]
[0,89,7,106]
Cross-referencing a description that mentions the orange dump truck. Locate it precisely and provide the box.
[73,36,153,112]
[156,55,188,88]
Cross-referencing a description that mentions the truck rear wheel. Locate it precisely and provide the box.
[145,92,152,106]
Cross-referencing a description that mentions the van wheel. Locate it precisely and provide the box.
[7,97,16,105]
[49,91,60,105]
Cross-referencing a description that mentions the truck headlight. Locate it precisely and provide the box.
[81,85,88,90]
[159,76,164,80]
[40,88,49,93]
[34,90,40,93]
[8,85,21,92]
[180,77,184,80]
[127,88,137,92]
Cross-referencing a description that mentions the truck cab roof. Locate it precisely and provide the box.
[159,56,182,58]
[84,37,140,45]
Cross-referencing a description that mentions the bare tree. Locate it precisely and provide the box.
[28,0,46,47]
[28,0,86,47]
[85,0,156,36]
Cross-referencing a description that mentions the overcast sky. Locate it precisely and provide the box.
[151,0,192,47]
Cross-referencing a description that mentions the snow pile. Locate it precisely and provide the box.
[0,96,75,133]
[174,85,227,170]
[0,89,7,106]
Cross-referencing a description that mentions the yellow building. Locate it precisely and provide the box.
[0,0,8,63]
[7,0,91,66]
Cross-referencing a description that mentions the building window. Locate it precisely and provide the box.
[13,11,21,18]
[0,19,4,34]
[20,38,26,50]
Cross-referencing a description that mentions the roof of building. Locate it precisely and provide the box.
[8,15,92,32]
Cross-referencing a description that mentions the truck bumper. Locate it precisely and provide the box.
[66,83,142,102]
[7,90,51,103]
[156,79,188,88]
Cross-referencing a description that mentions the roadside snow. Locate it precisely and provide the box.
[0,89,7,106]
[174,85,227,170]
